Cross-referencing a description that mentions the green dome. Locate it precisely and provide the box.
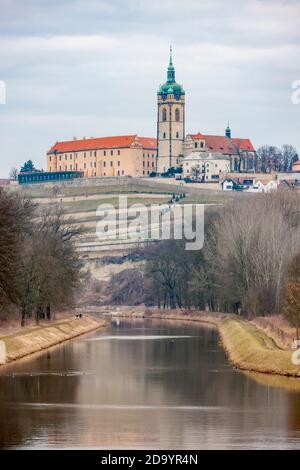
[158,82,185,96]
[157,47,185,98]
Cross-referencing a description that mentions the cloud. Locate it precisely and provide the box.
[0,0,299,176]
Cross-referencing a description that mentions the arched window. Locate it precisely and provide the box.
[162,108,167,122]
[175,108,180,122]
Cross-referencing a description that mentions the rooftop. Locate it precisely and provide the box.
[48,135,157,154]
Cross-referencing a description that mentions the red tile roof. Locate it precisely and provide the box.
[139,137,157,149]
[191,133,255,154]
[231,138,255,152]
[48,135,138,154]
[47,135,157,154]
[194,132,205,139]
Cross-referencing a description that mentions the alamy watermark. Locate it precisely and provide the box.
[291,339,300,365]
[0,80,6,104]
[95,196,204,251]
[291,80,300,105]
[0,341,6,364]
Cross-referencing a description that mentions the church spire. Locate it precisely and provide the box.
[167,45,175,83]
[169,45,173,66]
[225,122,231,138]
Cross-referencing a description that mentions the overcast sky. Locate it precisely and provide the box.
[0,0,299,177]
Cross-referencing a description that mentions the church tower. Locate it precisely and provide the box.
[157,47,185,173]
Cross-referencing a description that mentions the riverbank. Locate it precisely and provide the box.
[0,316,106,365]
[219,317,300,377]
[87,306,300,378]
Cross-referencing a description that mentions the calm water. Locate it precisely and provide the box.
[1,318,300,449]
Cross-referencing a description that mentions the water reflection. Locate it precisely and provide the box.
[0,318,299,448]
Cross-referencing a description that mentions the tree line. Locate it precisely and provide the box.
[144,191,300,326]
[0,188,81,325]
[256,144,298,173]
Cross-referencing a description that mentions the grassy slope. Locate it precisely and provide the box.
[219,317,300,377]
[0,316,106,364]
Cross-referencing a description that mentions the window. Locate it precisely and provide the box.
[103,161,106,167]
[94,162,96,168]
[118,150,120,156]
[195,142,198,148]
[70,154,72,159]
[59,155,62,161]
[90,151,92,157]
[59,166,61,171]
[163,132,166,139]
[90,162,93,168]
[118,161,120,166]
[143,161,145,167]
[176,132,179,138]
[110,161,113,167]
[200,142,204,148]
[110,150,113,156]
[147,161,149,167]
[122,170,124,175]
[162,108,167,121]
[94,151,97,157]
[49,156,52,162]
[152,161,154,167]
[104,150,106,156]
[117,170,120,176]
[84,152,86,158]
[70,164,72,170]
[175,108,180,122]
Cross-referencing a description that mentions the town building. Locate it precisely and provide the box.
[182,152,230,182]
[18,170,84,185]
[292,160,300,172]
[184,131,256,172]
[47,135,157,178]
[220,177,278,192]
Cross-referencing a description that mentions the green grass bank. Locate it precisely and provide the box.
[0,316,106,365]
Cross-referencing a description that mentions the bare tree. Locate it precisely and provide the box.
[9,167,18,181]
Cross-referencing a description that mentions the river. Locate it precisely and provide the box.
[0,318,300,449]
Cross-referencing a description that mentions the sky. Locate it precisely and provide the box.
[0,0,300,177]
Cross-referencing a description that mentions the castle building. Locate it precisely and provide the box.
[47,135,157,178]
[46,47,256,178]
[156,47,185,173]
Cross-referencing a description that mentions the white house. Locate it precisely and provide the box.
[221,177,278,192]
[182,152,230,182]
[247,180,278,193]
